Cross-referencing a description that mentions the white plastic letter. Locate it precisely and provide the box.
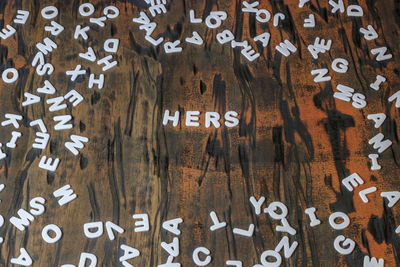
[368,154,381,171]
[250,196,265,215]
[254,32,270,47]
[163,110,179,127]
[260,250,281,267]
[185,111,200,127]
[132,214,150,232]
[209,211,226,231]
[64,90,83,107]
[329,0,344,14]
[216,30,234,45]
[79,3,95,17]
[45,21,64,36]
[53,115,73,130]
[39,156,60,171]
[363,256,384,267]
[79,47,96,62]
[74,25,90,40]
[6,131,22,148]
[53,184,77,206]
[66,65,86,81]
[42,224,62,243]
[104,6,119,19]
[104,39,119,53]
[342,173,364,192]
[205,11,227,29]
[334,235,355,255]
[369,133,392,153]
[370,75,386,91]
[311,69,331,83]
[10,209,34,231]
[275,40,297,57]
[2,113,22,128]
[106,221,124,240]
[233,224,254,237]
[10,248,32,266]
[360,25,378,41]
[65,135,88,156]
[41,6,58,19]
[120,244,140,264]
[78,252,97,267]
[205,112,220,128]
[185,31,203,45]
[189,9,202,23]
[347,5,363,17]
[380,191,400,208]
[388,90,400,108]
[332,58,348,73]
[0,25,15,40]
[275,236,298,258]
[359,187,377,203]
[97,55,117,71]
[2,68,18,83]
[371,47,392,61]
[14,10,30,24]
[193,247,211,266]
[162,218,183,236]
[89,74,104,89]
[304,207,321,227]
[36,37,57,55]
[329,212,350,230]
[164,40,182,53]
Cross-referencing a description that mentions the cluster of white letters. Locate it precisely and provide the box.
[0,0,398,266]
[133,1,295,61]
[310,0,400,242]
[6,189,389,266]
[308,1,398,267]
[0,3,124,172]
[248,196,388,266]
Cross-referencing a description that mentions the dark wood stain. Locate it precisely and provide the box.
[0,0,398,266]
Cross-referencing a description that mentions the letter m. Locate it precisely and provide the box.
[10,209,34,231]
[36,37,57,55]
[363,256,384,267]
[334,84,354,102]
[368,133,392,154]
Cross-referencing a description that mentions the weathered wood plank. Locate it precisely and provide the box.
[0,0,398,266]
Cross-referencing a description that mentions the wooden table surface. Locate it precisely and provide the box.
[0,0,399,266]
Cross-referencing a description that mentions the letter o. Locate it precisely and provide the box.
[41,6,58,19]
[329,212,350,230]
[103,6,119,19]
[42,224,62,244]
[2,68,18,83]
[79,3,95,17]
[265,201,288,220]
[256,9,271,23]
[260,250,282,267]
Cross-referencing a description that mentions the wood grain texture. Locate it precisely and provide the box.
[0,0,399,266]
